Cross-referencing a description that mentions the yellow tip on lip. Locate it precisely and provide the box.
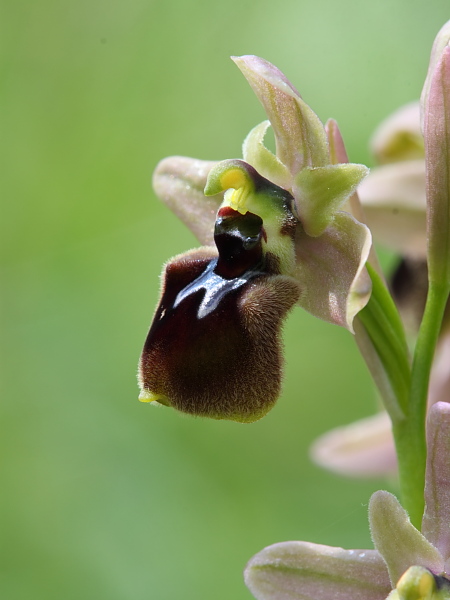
[138,390,159,403]
[139,390,171,406]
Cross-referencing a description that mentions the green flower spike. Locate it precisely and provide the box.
[139,161,300,423]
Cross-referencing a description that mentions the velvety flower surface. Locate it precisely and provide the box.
[245,403,450,600]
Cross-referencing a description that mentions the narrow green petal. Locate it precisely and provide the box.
[293,212,372,331]
[232,55,329,174]
[422,403,450,563]
[369,491,444,586]
[152,156,221,246]
[294,164,369,237]
[242,120,291,189]
[244,541,391,600]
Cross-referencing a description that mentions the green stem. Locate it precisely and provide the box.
[358,264,411,419]
[403,280,450,528]
[393,420,428,529]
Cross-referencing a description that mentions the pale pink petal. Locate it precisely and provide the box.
[152,156,221,246]
[232,55,329,177]
[310,412,397,478]
[294,212,372,331]
[422,403,450,564]
[244,541,391,600]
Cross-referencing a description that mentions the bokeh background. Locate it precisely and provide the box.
[2,1,449,598]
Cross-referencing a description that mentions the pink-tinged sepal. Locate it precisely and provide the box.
[232,55,329,176]
[152,156,221,246]
[244,540,391,600]
[294,211,372,331]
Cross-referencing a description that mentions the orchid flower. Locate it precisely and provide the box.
[138,56,372,422]
[245,403,450,600]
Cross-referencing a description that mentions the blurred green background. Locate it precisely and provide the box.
[1,1,449,598]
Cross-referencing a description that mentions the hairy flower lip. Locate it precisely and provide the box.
[138,249,301,423]
[140,167,302,422]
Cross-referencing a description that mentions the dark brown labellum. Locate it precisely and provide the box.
[139,208,300,422]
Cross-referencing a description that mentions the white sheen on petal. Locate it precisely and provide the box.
[369,491,444,586]
[152,156,221,246]
[294,212,372,332]
[310,412,397,478]
[357,160,426,258]
[244,541,391,600]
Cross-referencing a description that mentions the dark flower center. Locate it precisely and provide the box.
[214,206,264,279]
[174,207,266,318]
